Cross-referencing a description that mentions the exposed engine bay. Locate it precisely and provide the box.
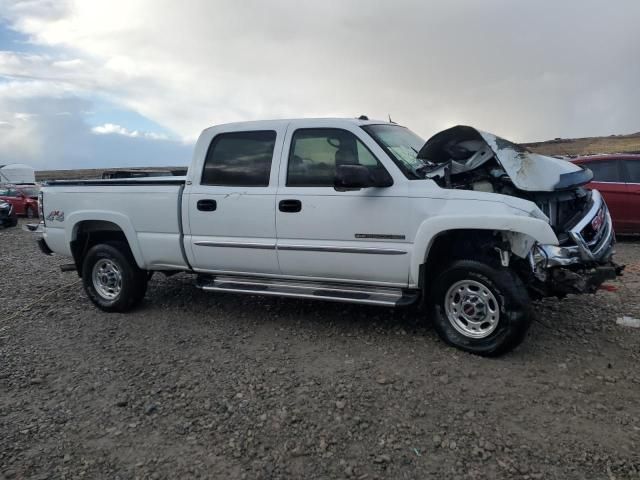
[426,156,593,242]
[417,126,623,297]
[417,126,594,241]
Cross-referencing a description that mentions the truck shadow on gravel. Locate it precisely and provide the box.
[144,274,429,334]
[133,271,621,360]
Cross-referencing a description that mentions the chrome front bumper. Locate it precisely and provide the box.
[537,190,615,268]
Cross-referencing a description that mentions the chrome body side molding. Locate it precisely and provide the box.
[194,241,407,256]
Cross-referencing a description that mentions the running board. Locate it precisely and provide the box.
[195,275,418,307]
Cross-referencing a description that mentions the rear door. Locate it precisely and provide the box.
[582,159,631,232]
[275,122,410,286]
[622,158,640,233]
[184,125,286,275]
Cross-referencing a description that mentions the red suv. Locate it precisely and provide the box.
[572,155,640,234]
[0,185,40,218]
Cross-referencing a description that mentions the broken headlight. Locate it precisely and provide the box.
[529,244,548,281]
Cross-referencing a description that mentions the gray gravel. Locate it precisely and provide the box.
[1,219,639,479]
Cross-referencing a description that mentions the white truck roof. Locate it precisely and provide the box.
[202,117,392,133]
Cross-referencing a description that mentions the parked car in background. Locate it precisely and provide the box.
[572,155,640,234]
[0,185,40,218]
[0,199,18,228]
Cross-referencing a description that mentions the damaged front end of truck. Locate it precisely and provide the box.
[418,125,624,298]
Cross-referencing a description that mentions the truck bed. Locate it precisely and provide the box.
[42,177,189,271]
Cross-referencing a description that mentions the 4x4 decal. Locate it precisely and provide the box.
[46,210,64,222]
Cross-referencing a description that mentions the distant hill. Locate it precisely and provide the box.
[522,131,640,157]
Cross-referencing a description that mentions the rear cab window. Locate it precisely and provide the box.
[201,130,277,186]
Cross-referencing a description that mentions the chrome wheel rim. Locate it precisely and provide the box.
[444,279,500,339]
[92,259,122,300]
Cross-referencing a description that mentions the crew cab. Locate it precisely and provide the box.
[34,118,621,356]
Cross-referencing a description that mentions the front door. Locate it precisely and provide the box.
[275,123,410,287]
[185,126,286,275]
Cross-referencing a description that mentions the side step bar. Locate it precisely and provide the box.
[196,275,419,307]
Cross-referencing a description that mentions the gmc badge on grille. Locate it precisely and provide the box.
[591,207,605,232]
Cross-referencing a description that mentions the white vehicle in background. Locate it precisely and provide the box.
[33,117,622,356]
[0,163,36,185]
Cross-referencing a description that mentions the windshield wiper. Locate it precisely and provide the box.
[411,150,438,177]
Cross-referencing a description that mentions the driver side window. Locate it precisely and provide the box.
[287,128,386,187]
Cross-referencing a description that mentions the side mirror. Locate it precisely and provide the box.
[334,164,392,190]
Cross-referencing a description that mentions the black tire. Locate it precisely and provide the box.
[25,206,35,219]
[81,241,148,312]
[430,259,531,357]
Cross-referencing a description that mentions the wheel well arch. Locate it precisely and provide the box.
[419,228,513,292]
[70,220,137,276]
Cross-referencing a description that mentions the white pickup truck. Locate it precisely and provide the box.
[35,118,621,356]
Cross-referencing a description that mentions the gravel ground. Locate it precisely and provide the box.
[1,219,639,480]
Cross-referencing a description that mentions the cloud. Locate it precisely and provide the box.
[0,0,640,171]
[0,93,191,170]
[91,122,168,140]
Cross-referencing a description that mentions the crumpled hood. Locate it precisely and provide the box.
[417,125,593,192]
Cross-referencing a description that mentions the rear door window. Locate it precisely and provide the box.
[586,160,622,183]
[201,130,276,186]
[624,160,640,183]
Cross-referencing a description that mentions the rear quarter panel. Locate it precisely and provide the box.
[42,184,185,269]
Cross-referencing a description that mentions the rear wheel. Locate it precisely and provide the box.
[430,259,531,356]
[82,242,148,312]
[25,206,35,219]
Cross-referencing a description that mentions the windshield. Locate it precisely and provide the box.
[362,124,427,178]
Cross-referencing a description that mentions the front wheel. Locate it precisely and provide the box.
[430,259,532,357]
[82,242,148,312]
[25,206,35,219]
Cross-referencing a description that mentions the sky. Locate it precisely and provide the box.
[0,0,639,170]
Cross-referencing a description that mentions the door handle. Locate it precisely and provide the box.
[197,199,217,212]
[279,199,302,213]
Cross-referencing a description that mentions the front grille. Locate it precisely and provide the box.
[569,190,614,262]
[587,209,614,258]
[581,205,606,244]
